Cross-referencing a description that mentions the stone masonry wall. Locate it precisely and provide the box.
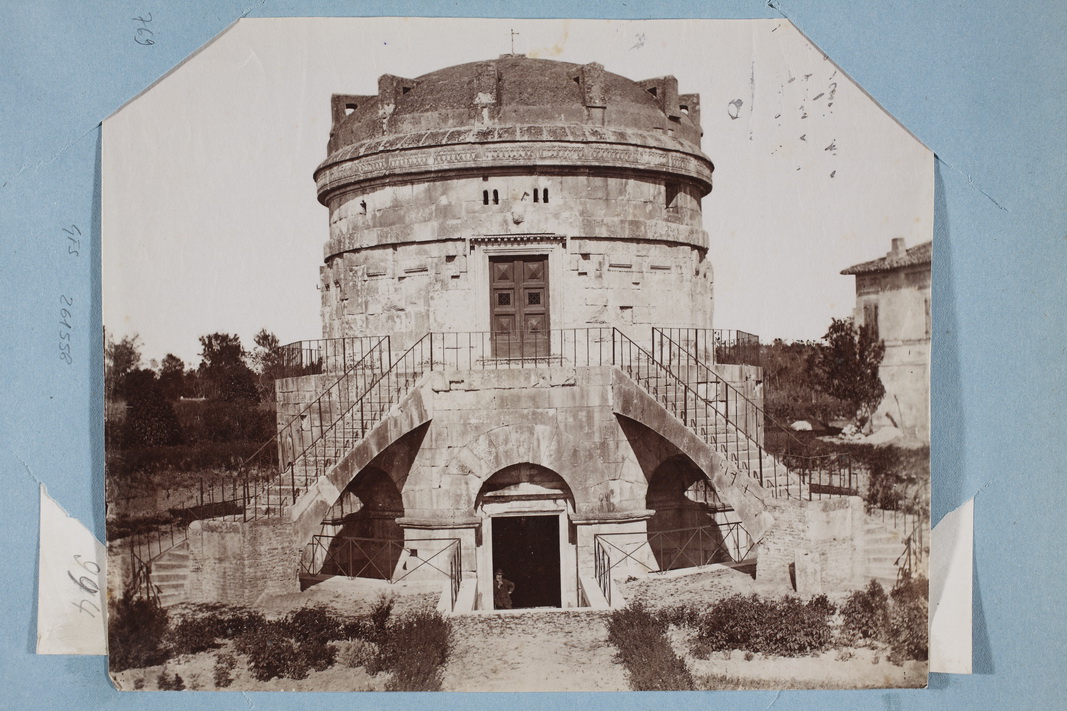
[756,496,867,595]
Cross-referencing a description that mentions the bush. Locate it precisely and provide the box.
[235,621,312,681]
[695,594,836,657]
[608,603,694,691]
[369,611,451,691]
[156,669,185,691]
[333,638,380,668]
[213,653,237,688]
[888,578,929,662]
[108,596,171,672]
[369,593,395,639]
[283,606,350,646]
[168,605,265,657]
[840,580,891,643]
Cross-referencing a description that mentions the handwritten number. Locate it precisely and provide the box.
[60,295,73,307]
[133,14,155,45]
[68,570,99,595]
[72,599,100,618]
[73,555,101,575]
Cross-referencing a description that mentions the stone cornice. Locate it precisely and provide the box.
[315,131,714,204]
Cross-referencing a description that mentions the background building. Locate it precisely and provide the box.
[843,238,932,440]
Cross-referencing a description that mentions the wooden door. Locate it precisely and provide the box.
[489,255,549,358]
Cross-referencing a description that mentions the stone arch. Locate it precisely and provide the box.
[611,369,774,542]
[408,423,601,518]
[645,455,733,570]
[315,466,406,580]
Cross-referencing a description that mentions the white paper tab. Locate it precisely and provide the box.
[36,484,107,655]
[929,497,974,674]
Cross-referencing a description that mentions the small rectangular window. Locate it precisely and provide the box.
[493,189,499,205]
[482,190,489,205]
[665,182,679,208]
[533,189,539,203]
[542,188,549,203]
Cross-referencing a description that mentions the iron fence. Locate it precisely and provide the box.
[428,328,616,370]
[300,535,462,608]
[653,328,761,367]
[594,522,756,606]
[277,336,388,379]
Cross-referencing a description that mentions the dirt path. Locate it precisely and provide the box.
[440,610,630,691]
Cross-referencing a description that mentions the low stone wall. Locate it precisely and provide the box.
[186,517,301,606]
[756,496,867,595]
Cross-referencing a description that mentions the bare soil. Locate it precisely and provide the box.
[440,610,630,691]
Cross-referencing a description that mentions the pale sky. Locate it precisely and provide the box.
[102,18,933,365]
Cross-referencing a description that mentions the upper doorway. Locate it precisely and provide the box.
[489,255,549,358]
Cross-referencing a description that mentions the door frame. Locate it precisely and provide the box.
[477,499,576,610]
[469,237,565,339]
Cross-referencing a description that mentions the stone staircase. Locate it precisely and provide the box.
[863,515,929,590]
[621,344,808,500]
[149,540,192,607]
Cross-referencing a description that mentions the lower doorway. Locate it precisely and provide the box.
[490,515,562,609]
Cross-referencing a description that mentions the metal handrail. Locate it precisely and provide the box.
[613,328,795,497]
[277,336,388,379]
[652,328,855,500]
[429,328,616,370]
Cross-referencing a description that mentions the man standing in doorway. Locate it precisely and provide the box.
[494,568,516,609]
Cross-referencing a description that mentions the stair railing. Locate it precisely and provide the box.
[266,333,433,514]
[652,328,855,500]
[612,329,797,497]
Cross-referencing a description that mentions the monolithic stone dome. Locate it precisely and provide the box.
[316,55,713,205]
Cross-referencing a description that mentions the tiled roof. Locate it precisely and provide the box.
[841,241,932,275]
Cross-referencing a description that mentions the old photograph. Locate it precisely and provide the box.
[102,18,932,691]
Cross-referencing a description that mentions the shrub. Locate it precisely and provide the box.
[284,606,349,645]
[840,580,890,643]
[156,669,185,691]
[231,610,343,682]
[108,596,171,672]
[369,611,451,691]
[888,577,929,662]
[170,616,224,656]
[608,603,694,691]
[696,594,836,657]
[168,605,266,657]
[334,638,381,668]
[213,653,237,688]
[235,621,310,681]
[369,593,395,639]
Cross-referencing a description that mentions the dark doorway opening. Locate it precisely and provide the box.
[491,515,561,609]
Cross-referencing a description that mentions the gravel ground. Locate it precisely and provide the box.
[440,610,630,691]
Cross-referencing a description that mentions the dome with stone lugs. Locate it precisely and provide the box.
[317,55,713,203]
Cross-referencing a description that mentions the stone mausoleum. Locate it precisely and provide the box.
[178,56,881,611]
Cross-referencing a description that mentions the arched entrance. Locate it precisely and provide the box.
[645,455,736,571]
[475,463,577,610]
[306,467,405,581]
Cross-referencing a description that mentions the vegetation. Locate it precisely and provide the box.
[607,603,695,690]
[761,339,851,425]
[809,317,886,429]
[840,579,929,663]
[108,596,453,690]
[693,594,837,658]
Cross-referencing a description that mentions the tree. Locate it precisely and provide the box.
[251,329,285,402]
[808,317,886,429]
[158,354,185,401]
[121,368,184,447]
[104,333,142,400]
[197,333,259,402]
